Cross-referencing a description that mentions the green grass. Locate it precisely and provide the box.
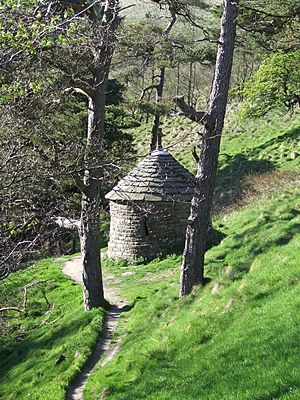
[1,108,299,399]
[130,108,300,210]
[131,109,300,167]
[0,257,105,400]
[214,109,300,209]
[84,185,300,399]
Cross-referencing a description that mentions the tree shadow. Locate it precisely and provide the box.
[207,215,300,282]
[248,125,300,154]
[214,155,275,210]
[214,124,300,211]
[0,298,137,387]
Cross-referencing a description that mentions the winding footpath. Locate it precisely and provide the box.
[63,257,127,400]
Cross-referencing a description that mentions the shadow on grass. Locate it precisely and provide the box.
[215,156,275,210]
[248,124,300,154]
[215,125,300,210]
[0,314,91,378]
[233,221,300,279]
[0,298,137,385]
[205,200,300,280]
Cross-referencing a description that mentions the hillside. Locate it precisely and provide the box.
[85,184,300,400]
[0,259,104,400]
[85,108,300,399]
[1,1,300,399]
[130,108,300,211]
[0,108,299,400]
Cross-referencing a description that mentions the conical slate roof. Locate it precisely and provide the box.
[105,149,195,202]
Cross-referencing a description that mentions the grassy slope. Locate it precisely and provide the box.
[0,258,104,400]
[131,110,300,210]
[1,109,299,399]
[85,185,300,400]
[215,109,300,209]
[83,110,300,399]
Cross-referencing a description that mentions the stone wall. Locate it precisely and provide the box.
[107,200,190,261]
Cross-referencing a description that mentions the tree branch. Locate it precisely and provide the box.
[54,217,80,231]
[71,171,87,194]
[243,6,297,19]
[0,306,25,313]
[140,84,158,101]
[65,87,93,101]
[192,146,200,163]
[164,8,177,35]
[173,95,206,123]
[0,283,31,314]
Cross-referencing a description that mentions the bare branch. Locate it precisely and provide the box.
[192,146,200,163]
[140,84,158,101]
[65,87,93,101]
[54,217,80,231]
[0,307,25,314]
[71,171,87,194]
[173,95,206,123]
[243,5,298,20]
[119,4,136,12]
[164,9,176,35]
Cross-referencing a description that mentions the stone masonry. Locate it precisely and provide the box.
[105,149,195,261]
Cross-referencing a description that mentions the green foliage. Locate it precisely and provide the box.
[239,0,300,52]
[240,51,300,117]
[104,79,136,155]
[114,12,217,123]
[84,186,300,400]
[0,257,104,400]
[0,0,77,59]
[117,20,175,69]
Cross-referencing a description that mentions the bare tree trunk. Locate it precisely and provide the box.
[150,66,165,151]
[80,90,106,310]
[80,0,119,310]
[149,8,176,152]
[187,60,193,105]
[176,60,180,100]
[180,0,239,297]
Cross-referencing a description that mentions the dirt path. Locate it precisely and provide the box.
[63,256,123,305]
[63,256,126,400]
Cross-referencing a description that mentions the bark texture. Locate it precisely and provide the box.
[80,0,119,310]
[81,88,107,310]
[149,8,176,152]
[180,0,239,296]
[150,67,165,151]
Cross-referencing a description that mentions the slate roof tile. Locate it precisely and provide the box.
[105,150,195,202]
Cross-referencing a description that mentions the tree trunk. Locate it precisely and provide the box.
[180,0,239,296]
[80,97,105,312]
[80,0,118,310]
[80,85,107,310]
[149,8,176,152]
[150,66,165,152]
[187,60,193,105]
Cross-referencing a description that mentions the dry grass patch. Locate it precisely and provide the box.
[241,168,299,204]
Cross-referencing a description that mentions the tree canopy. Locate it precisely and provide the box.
[241,50,300,117]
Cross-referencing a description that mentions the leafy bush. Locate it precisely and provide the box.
[241,50,300,117]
